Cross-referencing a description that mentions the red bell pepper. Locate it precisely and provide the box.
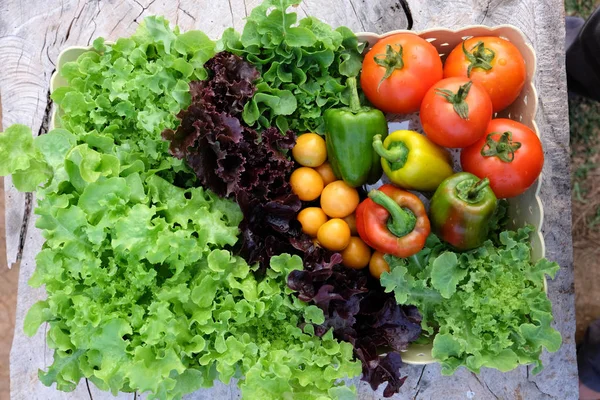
[356,184,430,258]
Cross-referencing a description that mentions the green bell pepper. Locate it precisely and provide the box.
[429,172,497,250]
[324,77,388,187]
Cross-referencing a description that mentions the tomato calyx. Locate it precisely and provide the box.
[434,80,473,120]
[462,41,496,77]
[368,189,416,238]
[480,131,522,162]
[373,44,404,85]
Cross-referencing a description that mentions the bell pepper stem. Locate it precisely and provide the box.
[467,178,490,199]
[373,134,409,168]
[347,77,361,113]
[456,177,491,203]
[368,189,416,238]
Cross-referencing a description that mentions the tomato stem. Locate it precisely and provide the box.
[373,44,404,88]
[368,189,416,238]
[480,131,522,162]
[462,41,495,77]
[434,81,473,120]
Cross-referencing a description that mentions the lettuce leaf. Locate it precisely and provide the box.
[1,14,362,398]
[0,124,360,399]
[220,0,363,133]
[0,124,53,191]
[51,16,216,185]
[380,226,562,375]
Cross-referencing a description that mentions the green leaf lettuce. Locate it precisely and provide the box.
[381,226,561,375]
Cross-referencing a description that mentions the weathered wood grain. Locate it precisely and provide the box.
[1,0,576,399]
[404,1,578,399]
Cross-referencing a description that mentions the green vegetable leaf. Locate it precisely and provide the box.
[430,252,467,299]
[520,314,562,354]
[0,124,36,175]
[23,300,50,337]
[285,27,318,47]
[137,16,178,54]
[13,158,52,192]
[253,90,297,116]
[223,0,363,133]
[5,6,368,399]
[380,229,562,376]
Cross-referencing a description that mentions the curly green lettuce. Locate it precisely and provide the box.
[0,124,361,399]
[380,227,562,375]
[50,16,215,182]
[220,0,364,133]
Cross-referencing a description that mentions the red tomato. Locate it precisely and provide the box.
[361,33,443,114]
[460,119,544,199]
[420,77,493,148]
[443,36,526,112]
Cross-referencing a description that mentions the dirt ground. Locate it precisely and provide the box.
[571,93,600,342]
[0,179,15,400]
[0,98,16,400]
[566,0,600,347]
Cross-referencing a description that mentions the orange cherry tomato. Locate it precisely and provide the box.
[443,36,526,112]
[317,218,351,251]
[341,237,371,269]
[420,77,493,148]
[290,167,324,201]
[369,251,390,279]
[343,213,358,236]
[361,33,443,114]
[297,207,328,237]
[292,133,327,167]
[320,181,360,218]
[314,161,337,186]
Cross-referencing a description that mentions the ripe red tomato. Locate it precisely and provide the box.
[361,33,443,114]
[420,77,493,148]
[443,36,526,112]
[460,118,544,199]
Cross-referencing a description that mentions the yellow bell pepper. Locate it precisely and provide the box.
[372,130,453,191]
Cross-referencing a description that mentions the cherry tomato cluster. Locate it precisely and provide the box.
[289,133,390,277]
[361,34,543,199]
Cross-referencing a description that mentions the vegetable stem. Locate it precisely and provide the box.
[455,177,491,203]
[347,77,362,113]
[463,41,496,77]
[372,134,409,170]
[480,131,522,162]
[434,81,473,120]
[368,189,416,237]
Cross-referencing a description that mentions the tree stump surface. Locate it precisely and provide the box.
[0,0,577,398]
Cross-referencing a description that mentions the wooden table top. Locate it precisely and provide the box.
[0,0,577,399]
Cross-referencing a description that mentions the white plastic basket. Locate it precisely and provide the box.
[50,24,544,367]
[356,25,544,365]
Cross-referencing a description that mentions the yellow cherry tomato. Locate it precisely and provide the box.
[369,251,390,279]
[341,237,371,269]
[292,133,327,167]
[290,167,324,201]
[317,218,351,251]
[314,161,337,186]
[320,180,360,218]
[297,207,328,237]
[343,213,358,236]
